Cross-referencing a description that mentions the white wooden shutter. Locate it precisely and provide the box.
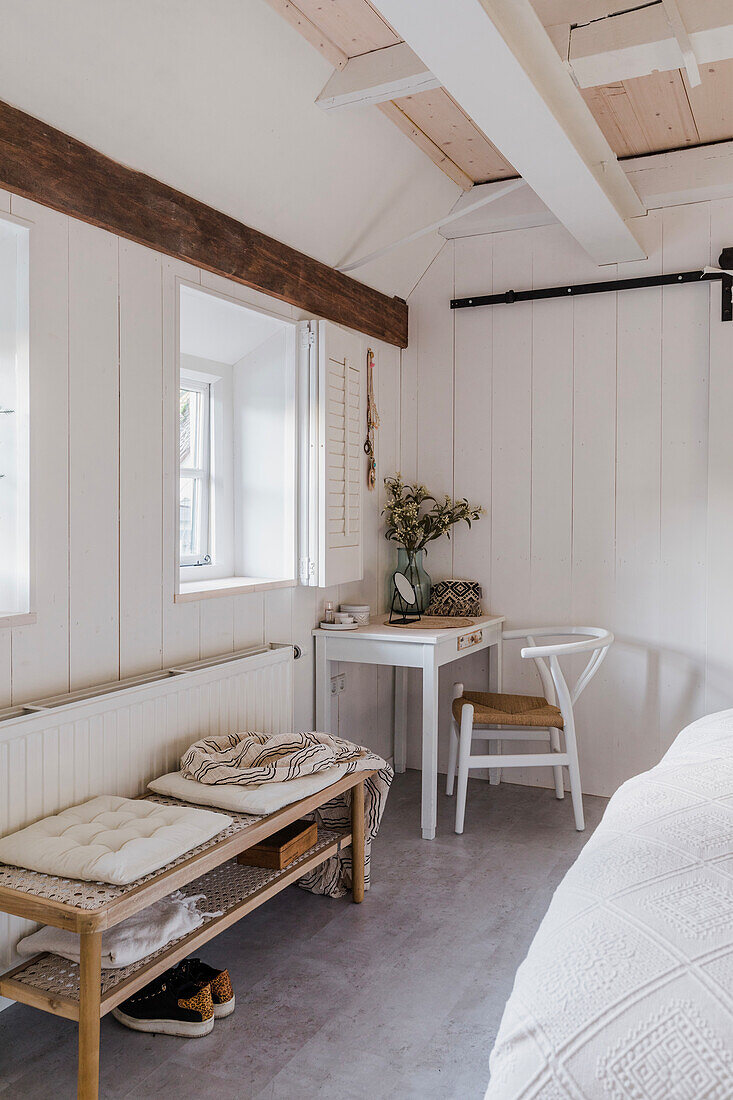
[318,320,364,586]
[298,319,364,588]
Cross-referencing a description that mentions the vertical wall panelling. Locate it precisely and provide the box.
[119,242,164,678]
[375,341,400,762]
[0,192,11,707]
[511,226,578,788]
[68,220,120,690]
[406,198,724,797]
[705,197,733,714]
[453,235,493,597]
[659,203,710,749]
[529,226,576,627]
[200,596,235,658]
[490,230,534,702]
[9,198,70,703]
[614,212,664,780]
[398,268,422,482]
[402,244,456,768]
[570,245,619,796]
[233,591,265,652]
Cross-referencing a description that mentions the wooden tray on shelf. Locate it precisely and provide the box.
[238,818,318,869]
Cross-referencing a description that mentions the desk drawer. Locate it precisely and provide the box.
[458,629,483,652]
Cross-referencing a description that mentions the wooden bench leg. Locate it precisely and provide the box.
[351,779,365,904]
[78,930,102,1100]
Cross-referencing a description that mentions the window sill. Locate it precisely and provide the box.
[0,611,37,629]
[175,576,296,603]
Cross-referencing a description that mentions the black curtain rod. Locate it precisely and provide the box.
[450,248,733,322]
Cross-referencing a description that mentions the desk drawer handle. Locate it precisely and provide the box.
[458,630,483,652]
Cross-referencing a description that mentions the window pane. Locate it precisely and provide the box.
[179,387,203,469]
[180,475,200,560]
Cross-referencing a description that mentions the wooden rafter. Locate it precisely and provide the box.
[0,98,408,347]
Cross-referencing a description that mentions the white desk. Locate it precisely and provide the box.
[314,615,504,839]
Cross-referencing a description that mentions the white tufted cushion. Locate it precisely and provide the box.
[0,796,232,885]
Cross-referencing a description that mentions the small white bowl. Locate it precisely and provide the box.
[340,604,370,625]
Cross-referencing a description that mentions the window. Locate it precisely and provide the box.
[176,283,297,598]
[0,214,30,620]
[179,376,211,566]
[173,284,367,601]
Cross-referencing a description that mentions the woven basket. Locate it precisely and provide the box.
[426,579,483,618]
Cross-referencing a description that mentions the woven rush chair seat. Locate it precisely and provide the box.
[452,691,564,729]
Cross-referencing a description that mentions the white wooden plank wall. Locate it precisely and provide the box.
[403,200,729,796]
[0,196,399,766]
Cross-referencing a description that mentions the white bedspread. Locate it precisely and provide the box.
[486,709,733,1099]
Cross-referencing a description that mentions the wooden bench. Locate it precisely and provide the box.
[0,770,372,1099]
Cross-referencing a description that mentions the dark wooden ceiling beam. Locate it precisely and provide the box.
[0,98,408,348]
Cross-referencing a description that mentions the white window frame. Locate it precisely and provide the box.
[179,373,212,567]
[171,276,302,602]
[0,209,34,628]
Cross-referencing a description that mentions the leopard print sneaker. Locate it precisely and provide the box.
[112,977,215,1037]
[173,958,236,1019]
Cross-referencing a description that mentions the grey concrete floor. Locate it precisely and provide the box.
[0,772,606,1100]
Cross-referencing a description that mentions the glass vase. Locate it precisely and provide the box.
[393,547,431,614]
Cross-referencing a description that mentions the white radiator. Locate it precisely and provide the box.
[0,644,294,976]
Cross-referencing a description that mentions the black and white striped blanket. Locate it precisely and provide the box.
[180,731,393,898]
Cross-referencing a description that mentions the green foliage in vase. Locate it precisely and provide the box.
[382,474,482,555]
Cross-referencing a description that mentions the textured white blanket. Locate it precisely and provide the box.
[486,709,733,1099]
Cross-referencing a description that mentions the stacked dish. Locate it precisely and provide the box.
[340,604,370,625]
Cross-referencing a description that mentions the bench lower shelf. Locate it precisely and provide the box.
[0,827,350,1022]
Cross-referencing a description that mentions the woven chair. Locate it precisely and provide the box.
[447,627,613,834]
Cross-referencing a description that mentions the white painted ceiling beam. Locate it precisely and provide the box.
[563,0,733,88]
[370,0,645,265]
[440,142,733,239]
[316,42,439,111]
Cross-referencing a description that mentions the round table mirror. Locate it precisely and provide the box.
[394,571,416,606]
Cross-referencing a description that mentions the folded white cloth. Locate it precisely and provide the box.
[148,766,350,815]
[16,890,216,969]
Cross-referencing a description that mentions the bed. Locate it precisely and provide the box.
[485,709,733,1099]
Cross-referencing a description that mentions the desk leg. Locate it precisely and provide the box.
[394,667,407,774]
[421,650,439,840]
[78,930,102,1100]
[488,636,503,786]
[315,636,332,734]
[351,779,365,903]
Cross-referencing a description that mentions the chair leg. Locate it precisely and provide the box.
[488,739,502,786]
[564,715,585,831]
[549,726,564,799]
[447,682,464,796]
[455,703,474,835]
[446,718,459,796]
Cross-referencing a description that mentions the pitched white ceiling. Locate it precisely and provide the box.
[180,286,287,364]
[0,0,460,298]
